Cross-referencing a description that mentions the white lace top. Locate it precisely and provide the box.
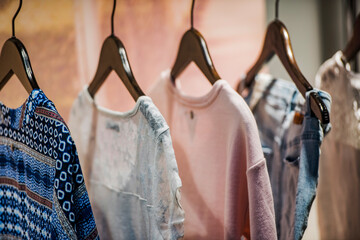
[68,88,184,239]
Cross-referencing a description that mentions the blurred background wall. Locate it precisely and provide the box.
[0,0,79,120]
[265,0,357,84]
[0,1,358,239]
[74,0,266,112]
[0,0,267,116]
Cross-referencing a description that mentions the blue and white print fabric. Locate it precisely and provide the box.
[0,89,99,239]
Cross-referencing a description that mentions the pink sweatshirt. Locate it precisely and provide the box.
[149,70,276,240]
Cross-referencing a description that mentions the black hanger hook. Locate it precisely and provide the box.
[12,0,23,37]
[191,0,195,29]
[275,0,279,19]
[111,0,116,35]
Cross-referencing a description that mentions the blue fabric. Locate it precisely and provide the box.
[294,90,331,240]
[242,74,331,240]
[0,89,99,240]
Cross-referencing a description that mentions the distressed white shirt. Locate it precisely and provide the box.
[68,88,184,240]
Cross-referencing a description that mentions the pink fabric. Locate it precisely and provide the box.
[149,70,276,240]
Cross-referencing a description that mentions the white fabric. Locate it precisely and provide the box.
[68,88,184,240]
[316,51,360,239]
[315,50,360,149]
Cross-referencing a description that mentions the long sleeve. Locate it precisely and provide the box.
[247,158,276,240]
[51,124,99,239]
[226,97,277,240]
[152,129,184,239]
[244,117,277,240]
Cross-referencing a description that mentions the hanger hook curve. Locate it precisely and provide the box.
[111,0,116,35]
[12,0,23,37]
[191,0,195,28]
[275,0,279,19]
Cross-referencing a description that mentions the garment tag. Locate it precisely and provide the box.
[106,121,120,132]
[293,112,304,125]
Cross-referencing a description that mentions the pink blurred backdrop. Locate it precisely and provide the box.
[0,0,265,120]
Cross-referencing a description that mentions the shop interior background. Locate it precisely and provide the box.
[0,0,357,239]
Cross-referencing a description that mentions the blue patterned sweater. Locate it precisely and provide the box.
[0,89,99,239]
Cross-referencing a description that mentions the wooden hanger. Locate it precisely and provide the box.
[242,1,329,124]
[0,0,39,94]
[170,0,220,84]
[87,0,144,100]
[343,14,360,62]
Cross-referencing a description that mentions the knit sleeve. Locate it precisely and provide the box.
[246,157,276,239]
[51,124,99,240]
[225,95,276,240]
[243,110,277,240]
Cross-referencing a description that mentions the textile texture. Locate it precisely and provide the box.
[239,74,331,240]
[315,51,360,239]
[69,89,184,240]
[0,89,99,240]
[149,70,276,240]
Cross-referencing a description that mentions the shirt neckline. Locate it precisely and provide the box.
[163,69,226,108]
[82,87,151,119]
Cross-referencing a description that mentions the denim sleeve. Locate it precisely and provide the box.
[294,89,331,240]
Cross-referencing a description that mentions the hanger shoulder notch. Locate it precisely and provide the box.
[0,38,39,94]
[244,22,277,87]
[272,22,330,124]
[88,36,144,100]
[171,28,220,84]
[245,20,312,92]
[111,36,144,100]
[272,21,312,94]
[343,14,360,62]
[88,37,115,98]
[309,92,330,124]
[244,20,329,124]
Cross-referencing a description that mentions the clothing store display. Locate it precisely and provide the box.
[149,70,276,240]
[238,74,331,240]
[6,1,360,239]
[0,89,98,239]
[315,51,360,239]
[69,88,184,240]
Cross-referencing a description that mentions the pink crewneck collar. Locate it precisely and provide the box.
[163,69,227,109]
